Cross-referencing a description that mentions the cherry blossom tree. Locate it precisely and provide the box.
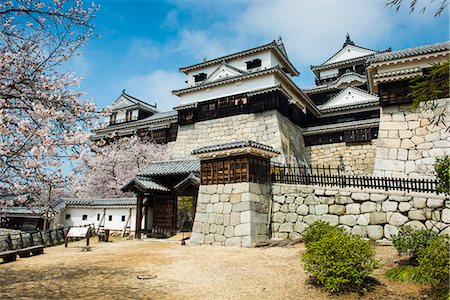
[73,136,168,198]
[0,0,100,205]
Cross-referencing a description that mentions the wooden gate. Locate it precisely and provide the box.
[153,195,175,229]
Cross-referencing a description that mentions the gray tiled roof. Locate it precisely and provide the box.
[179,40,299,76]
[140,160,200,176]
[174,173,200,190]
[303,118,380,135]
[0,206,43,215]
[132,177,170,192]
[369,41,450,63]
[61,197,137,207]
[192,140,280,155]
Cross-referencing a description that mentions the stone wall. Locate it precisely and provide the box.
[305,141,377,175]
[191,183,271,247]
[271,183,449,241]
[167,109,307,165]
[373,99,450,179]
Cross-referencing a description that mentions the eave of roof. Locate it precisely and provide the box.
[172,66,320,116]
[303,118,380,136]
[303,72,367,95]
[140,160,200,177]
[192,140,280,155]
[179,41,299,76]
[92,111,177,135]
[311,48,391,74]
[368,41,450,64]
[59,197,137,207]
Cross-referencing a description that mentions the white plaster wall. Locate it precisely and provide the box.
[57,207,138,232]
[185,51,274,85]
[320,68,339,79]
[179,75,277,105]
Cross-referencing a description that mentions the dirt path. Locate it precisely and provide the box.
[0,238,426,300]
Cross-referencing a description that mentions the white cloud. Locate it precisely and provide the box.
[121,70,186,112]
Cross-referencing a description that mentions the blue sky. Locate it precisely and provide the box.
[73,0,449,113]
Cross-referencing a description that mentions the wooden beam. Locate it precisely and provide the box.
[135,193,144,239]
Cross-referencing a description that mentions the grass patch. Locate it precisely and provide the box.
[385,265,427,283]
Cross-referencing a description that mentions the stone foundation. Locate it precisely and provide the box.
[167,109,307,165]
[305,141,377,175]
[191,183,271,247]
[374,99,450,179]
[271,183,449,240]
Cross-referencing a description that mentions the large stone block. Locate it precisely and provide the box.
[412,197,427,208]
[361,202,377,213]
[321,214,339,226]
[367,225,384,240]
[303,215,319,225]
[351,226,367,237]
[384,224,399,240]
[335,196,353,204]
[329,205,346,215]
[214,203,224,214]
[195,212,208,223]
[315,204,328,215]
[427,198,444,208]
[272,212,285,223]
[403,220,426,230]
[409,210,426,220]
[234,223,252,236]
[190,232,205,244]
[223,203,232,214]
[294,196,304,205]
[382,201,398,212]
[346,204,360,215]
[230,193,241,204]
[340,215,357,226]
[205,234,215,244]
[352,193,370,201]
[232,201,255,212]
[442,209,450,223]
[370,193,388,202]
[296,204,309,216]
[286,213,298,222]
[389,212,409,226]
[370,212,387,224]
[211,194,220,203]
[279,222,294,233]
[225,237,242,247]
[230,212,241,226]
[273,195,286,204]
[294,222,308,233]
[240,211,258,223]
[398,202,412,212]
[357,214,370,226]
[305,195,320,205]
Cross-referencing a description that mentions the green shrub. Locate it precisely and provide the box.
[418,235,450,288]
[435,156,450,195]
[392,227,437,264]
[302,229,379,293]
[302,221,345,245]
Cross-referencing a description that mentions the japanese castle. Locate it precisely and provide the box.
[83,35,449,235]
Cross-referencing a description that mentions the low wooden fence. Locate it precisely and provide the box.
[271,164,439,194]
[0,223,95,252]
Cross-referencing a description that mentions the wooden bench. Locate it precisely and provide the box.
[17,245,45,258]
[0,250,17,263]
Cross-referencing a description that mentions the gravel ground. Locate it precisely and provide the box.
[0,238,426,300]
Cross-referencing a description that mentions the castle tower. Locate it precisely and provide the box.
[166,39,318,165]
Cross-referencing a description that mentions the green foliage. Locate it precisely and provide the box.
[302,229,379,293]
[435,156,450,195]
[385,265,427,283]
[409,60,450,127]
[302,221,345,245]
[392,227,437,264]
[418,235,450,288]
